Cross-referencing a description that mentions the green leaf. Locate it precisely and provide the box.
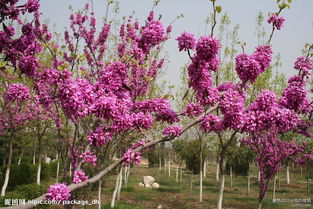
[287,0,292,3]
[215,5,222,13]
[164,94,174,100]
[278,3,287,9]
[0,61,6,68]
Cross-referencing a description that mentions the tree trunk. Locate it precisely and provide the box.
[36,157,41,185]
[18,150,23,165]
[33,140,36,165]
[258,200,263,209]
[168,158,171,177]
[272,174,277,201]
[203,160,207,178]
[300,166,302,176]
[1,140,13,197]
[180,166,183,188]
[247,169,251,195]
[307,162,310,195]
[98,179,102,209]
[200,170,203,202]
[286,161,290,184]
[217,151,226,209]
[117,167,123,201]
[216,159,220,181]
[217,174,225,209]
[69,163,72,177]
[176,166,178,182]
[111,168,121,208]
[56,160,60,183]
[199,137,203,202]
[189,171,193,194]
[230,166,233,189]
[159,156,162,170]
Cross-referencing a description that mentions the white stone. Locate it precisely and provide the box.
[44,157,51,164]
[139,183,145,187]
[156,205,163,209]
[152,182,160,189]
[145,184,152,188]
[143,176,155,185]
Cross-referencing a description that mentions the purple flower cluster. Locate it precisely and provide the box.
[87,126,113,147]
[220,89,246,130]
[46,183,71,201]
[176,32,196,51]
[162,125,182,137]
[177,33,221,107]
[245,90,301,133]
[200,114,221,132]
[235,45,272,84]
[267,14,285,30]
[294,56,312,78]
[280,76,311,113]
[5,83,31,103]
[123,148,142,165]
[79,151,97,166]
[73,170,88,184]
[132,112,153,130]
[182,103,204,118]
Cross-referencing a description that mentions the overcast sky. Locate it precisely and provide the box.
[40,0,313,87]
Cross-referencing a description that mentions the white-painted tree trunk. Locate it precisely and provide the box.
[56,160,60,183]
[69,163,72,177]
[111,169,121,208]
[300,166,302,176]
[98,179,102,209]
[18,150,23,165]
[217,174,225,209]
[216,161,220,181]
[230,166,233,189]
[117,167,123,201]
[159,156,162,170]
[168,158,171,177]
[200,170,203,202]
[247,175,251,195]
[286,163,290,184]
[1,167,10,197]
[258,170,260,182]
[36,155,41,185]
[272,175,277,201]
[1,140,13,197]
[189,172,193,194]
[176,166,178,182]
[180,167,183,188]
[203,160,207,178]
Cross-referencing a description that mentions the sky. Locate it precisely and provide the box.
[39,0,313,88]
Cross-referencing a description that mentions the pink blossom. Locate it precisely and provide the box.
[162,125,182,137]
[176,32,196,51]
[46,183,71,201]
[5,83,31,103]
[73,170,88,184]
[182,103,204,118]
[123,149,142,165]
[79,151,97,166]
[267,14,285,30]
[200,114,221,132]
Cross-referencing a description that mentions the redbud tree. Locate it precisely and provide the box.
[0,0,312,209]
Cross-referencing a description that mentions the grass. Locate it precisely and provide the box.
[83,161,312,209]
